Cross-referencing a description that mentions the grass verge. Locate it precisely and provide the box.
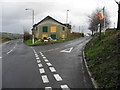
[0,39,13,44]
[24,38,77,46]
[84,30,120,88]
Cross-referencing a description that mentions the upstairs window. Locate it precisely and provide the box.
[42,26,48,32]
[50,26,56,33]
[36,26,38,31]
[62,27,65,31]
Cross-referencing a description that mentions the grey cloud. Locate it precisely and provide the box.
[1,0,118,34]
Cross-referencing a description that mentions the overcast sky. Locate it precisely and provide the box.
[0,0,118,34]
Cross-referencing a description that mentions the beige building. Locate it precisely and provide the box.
[32,16,71,39]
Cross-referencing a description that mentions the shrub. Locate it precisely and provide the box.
[23,31,32,41]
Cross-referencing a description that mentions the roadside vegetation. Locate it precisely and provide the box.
[0,32,23,43]
[85,30,120,88]
[24,37,80,46]
[23,31,84,46]
[0,37,14,43]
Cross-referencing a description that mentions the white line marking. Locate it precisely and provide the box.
[60,47,73,53]
[43,57,46,59]
[46,63,52,66]
[37,60,41,63]
[33,49,35,52]
[33,50,37,54]
[34,52,37,54]
[0,57,2,59]
[36,57,39,60]
[40,52,43,54]
[41,55,44,57]
[47,48,60,52]
[54,74,62,81]
[44,59,49,62]
[49,67,56,72]
[35,54,38,56]
[41,75,49,83]
[45,87,52,90]
[6,42,18,54]
[38,63,43,68]
[61,85,70,90]
[35,56,39,58]
[7,49,13,54]
[39,68,45,74]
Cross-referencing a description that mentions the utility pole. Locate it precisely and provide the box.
[79,26,80,33]
[99,22,102,40]
[25,8,35,44]
[114,22,116,30]
[66,10,69,25]
[66,10,69,38]
[115,0,120,30]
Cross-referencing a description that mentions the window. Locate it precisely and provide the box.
[62,27,65,31]
[50,26,56,32]
[42,26,48,32]
[36,26,38,31]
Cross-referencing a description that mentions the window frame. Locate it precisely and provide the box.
[50,26,56,33]
[42,26,48,32]
[62,27,65,31]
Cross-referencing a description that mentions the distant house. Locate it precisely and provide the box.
[32,16,71,39]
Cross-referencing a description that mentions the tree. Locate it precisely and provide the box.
[23,31,32,41]
[88,8,110,35]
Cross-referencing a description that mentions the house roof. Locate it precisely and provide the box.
[32,16,71,30]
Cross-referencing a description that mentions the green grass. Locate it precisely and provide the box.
[0,38,13,44]
[85,30,120,88]
[24,38,77,46]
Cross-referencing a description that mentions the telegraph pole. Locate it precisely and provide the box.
[79,26,80,33]
[115,0,120,30]
[66,10,69,38]
[66,10,69,25]
[25,8,35,44]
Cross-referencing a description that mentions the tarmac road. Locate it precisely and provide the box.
[2,37,94,89]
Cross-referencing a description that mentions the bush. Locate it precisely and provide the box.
[23,31,32,41]
[3,37,13,41]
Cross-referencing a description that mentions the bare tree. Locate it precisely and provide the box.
[88,8,110,35]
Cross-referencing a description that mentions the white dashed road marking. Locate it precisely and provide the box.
[45,87,52,90]
[38,63,43,68]
[49,67,56,72]
[44,59,49,62]
[0,57,2,59]
[37,60,41,63]
[41,75,49,83]
[61,85,70,90]
[35,54,38,57]
[40,52,43,55]
[43,57,46,59]
[46,63,52,66]
[33,51,70,89]
[39,68,45,74]
[41,55,44,57]
[54,74,62,81]
[36,57,39,60]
